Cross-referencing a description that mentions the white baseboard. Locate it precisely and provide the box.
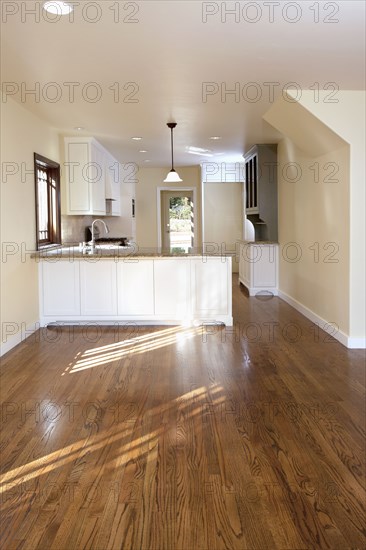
[278,290,365,349]
[0,321,40,358]
[347,337,366,349]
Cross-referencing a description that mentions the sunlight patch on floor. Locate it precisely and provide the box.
[65,326,203,374]
[0,383,225,498]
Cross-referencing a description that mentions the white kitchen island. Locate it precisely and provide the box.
[37,250,233,326]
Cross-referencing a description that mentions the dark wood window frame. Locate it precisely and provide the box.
[34,153,61,250]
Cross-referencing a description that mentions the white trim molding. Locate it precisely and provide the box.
[0,321,40,358]
[346,337,366,349]
[278,290,365,349]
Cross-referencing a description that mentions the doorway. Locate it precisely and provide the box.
[158,189,195,252]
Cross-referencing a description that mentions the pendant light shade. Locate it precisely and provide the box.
[164,122,182,183]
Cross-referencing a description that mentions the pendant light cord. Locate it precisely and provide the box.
[164,123,182,182]
[170,127,174,170]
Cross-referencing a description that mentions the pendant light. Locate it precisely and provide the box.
[43,1,74,15]
[164,122,182,182]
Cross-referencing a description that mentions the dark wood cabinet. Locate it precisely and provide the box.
[244,144,278,242]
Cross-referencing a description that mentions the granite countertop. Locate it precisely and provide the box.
[31,244,235,260]
[236,239,279,245]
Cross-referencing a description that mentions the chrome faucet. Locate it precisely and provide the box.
[89,219,110,249]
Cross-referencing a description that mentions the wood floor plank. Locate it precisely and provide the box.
[1,279,365,549]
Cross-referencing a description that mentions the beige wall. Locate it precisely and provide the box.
[292,91,365,341]
[203,182,243,272]
[264,91,365,345]
[277,138,350,335]
[1,97,60,355]
[135,166,202,250]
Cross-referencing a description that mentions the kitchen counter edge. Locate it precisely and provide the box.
[31,249,235,260]
[236,240,279,245]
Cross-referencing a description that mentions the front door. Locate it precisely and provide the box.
[161,191,194,252]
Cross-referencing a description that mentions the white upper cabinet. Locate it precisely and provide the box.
[105,152,121,217]
[119,176,136,239]
[65,137,106,215]
[64,137,124,217]
[91,140,107,214]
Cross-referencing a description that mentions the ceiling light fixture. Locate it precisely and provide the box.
[43,1,74,15]
[74,126,84,131]
[132,137,142,141]
[210,136,221,140]
[139,150,147,153]
[164,122,182,183]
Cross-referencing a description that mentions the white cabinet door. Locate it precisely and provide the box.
[65,138,106,215]
[80,261,117,315]
[117,260,154,315]
[252,245,278,288]
[41,261,80,316]
[118,181,135,236]
[65,141,90,213]
[90,142,106,215]
[239,243,252,287]
[105,154,121,216]
[154,259,190,317]
[239,244,245,282]
[191,258,229,316]
[238,243,278,295]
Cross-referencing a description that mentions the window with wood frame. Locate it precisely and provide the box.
[34,153,61,249]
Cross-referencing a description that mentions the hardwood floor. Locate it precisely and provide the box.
[1,279,365,549]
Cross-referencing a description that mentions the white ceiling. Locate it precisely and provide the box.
[1,0,365,166]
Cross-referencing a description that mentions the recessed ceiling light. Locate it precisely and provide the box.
[139,150,147,153]
[132,137,142,141]
[144,160,150,163]
[43,1,74,15]
[210,136,221,140]
[74,126,84,131]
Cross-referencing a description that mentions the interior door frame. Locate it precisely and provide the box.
[157,187,197,250]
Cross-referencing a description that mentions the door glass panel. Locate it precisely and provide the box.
[169,196,194,253]
[161,191,194,253]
